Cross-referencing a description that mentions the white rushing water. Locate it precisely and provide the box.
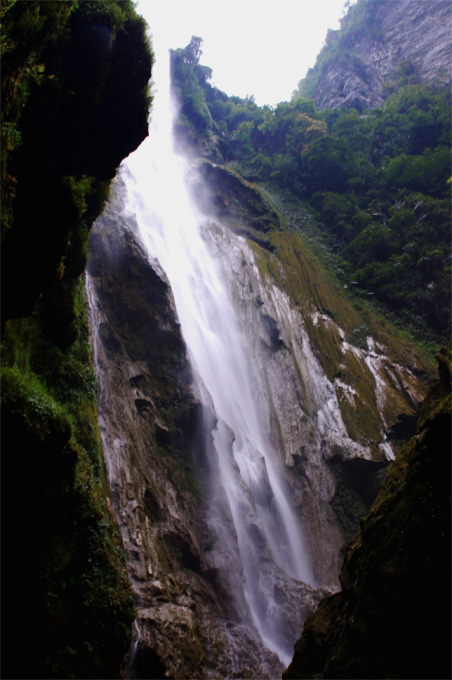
[118,44,315,665]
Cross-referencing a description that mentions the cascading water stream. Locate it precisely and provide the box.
[118,43,315,665]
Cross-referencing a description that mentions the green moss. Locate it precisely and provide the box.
[257,182,437,374]
[1,276,136,678]
[193,161,435,392]
[63,175,95,218]
[1,0,153,322]
[244,220,432,453]
[1,363,71,442]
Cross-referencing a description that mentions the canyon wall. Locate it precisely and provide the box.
[3,1,448,676]
[86,157,432,676]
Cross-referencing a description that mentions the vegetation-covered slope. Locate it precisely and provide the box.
[170,20,451,347]
[1,2,153,677]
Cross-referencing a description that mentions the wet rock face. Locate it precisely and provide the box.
[87,192,210,678]
[308,0,451,111]
[203,220,427,583]
[87,185,325,678]
[283,351,451,680]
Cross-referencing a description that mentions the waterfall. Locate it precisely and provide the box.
[117,43,315,666]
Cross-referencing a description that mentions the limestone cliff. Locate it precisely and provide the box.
[283,349,451,679]
[297,0,451,111]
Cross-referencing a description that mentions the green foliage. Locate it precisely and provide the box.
[331,108,372,154]
[0,0,76,119]
[63,174,95,218]
[302,136,358,194]
[382,146,450,193]
[1,0,153,237]
[0,0,76,240]
[351,324,371,350]
[171,37,213,137]
[171,32,451,347]
[74,0,135,31]
[171,33,451,344]
[1,121,22,151]
[1,363,71,443]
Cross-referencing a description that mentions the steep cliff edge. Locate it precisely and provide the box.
[283,348,451,679]
[296,0,451,111]
[1,3,153,677]
[2,2,447,677]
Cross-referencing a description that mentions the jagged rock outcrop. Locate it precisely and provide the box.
[298,0,452,111]
[283,349,451,679]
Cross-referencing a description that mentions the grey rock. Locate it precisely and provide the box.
[304,0,451,111]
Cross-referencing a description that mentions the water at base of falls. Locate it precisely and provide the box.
[118,46,315,667]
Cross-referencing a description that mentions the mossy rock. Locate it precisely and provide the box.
[284,351,451,679]
[249,226,430,454]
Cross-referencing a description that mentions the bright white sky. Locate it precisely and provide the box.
[135,0,357,107]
